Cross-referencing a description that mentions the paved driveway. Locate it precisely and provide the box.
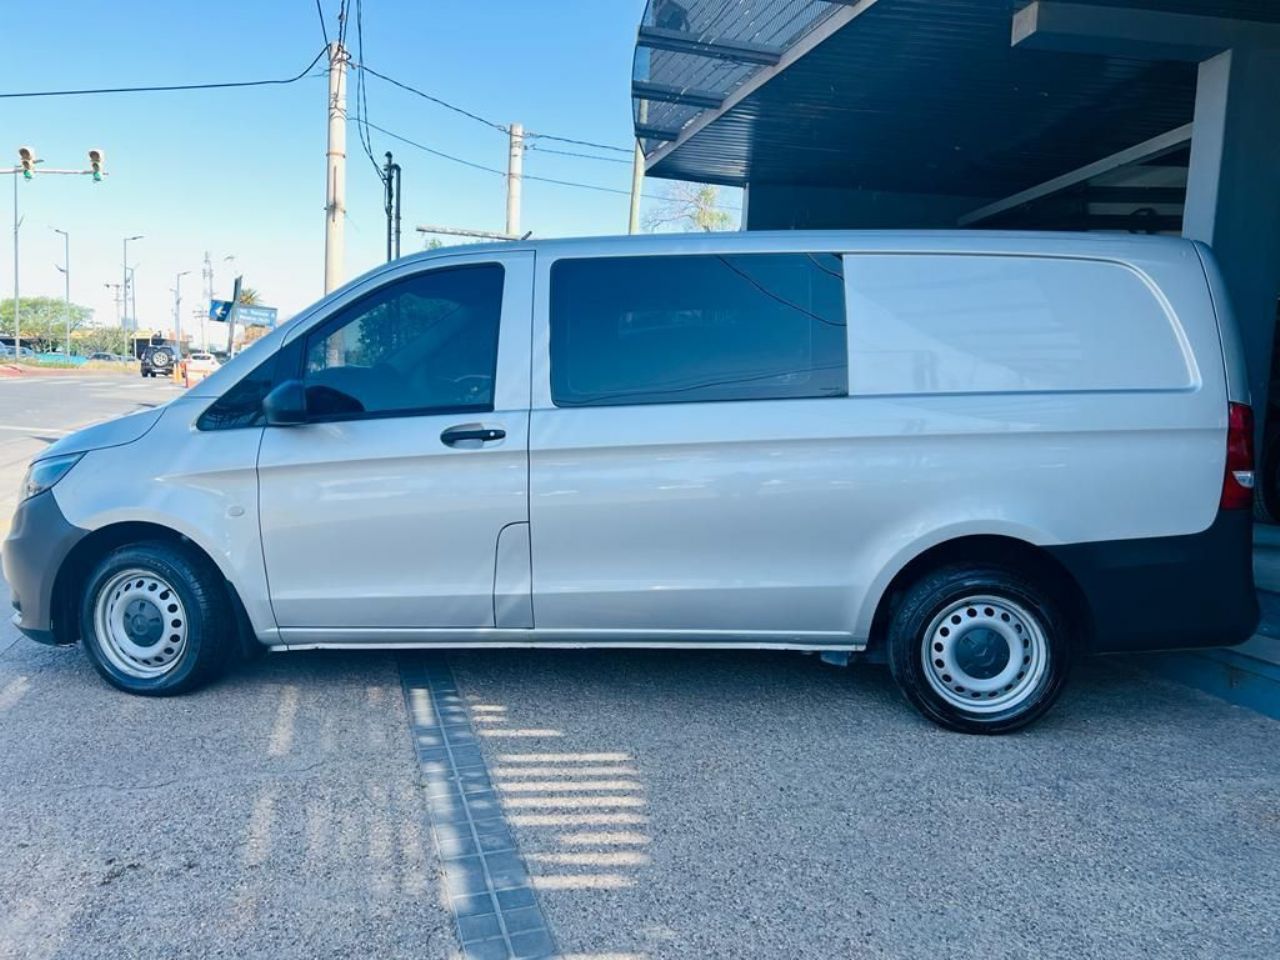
[2,376,1277,959]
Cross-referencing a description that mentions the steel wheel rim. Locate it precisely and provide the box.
[921,594,1049,714]
[92,568,189,679]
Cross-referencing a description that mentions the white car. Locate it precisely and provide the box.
[184,352,221,375]
[2,231,1259,732]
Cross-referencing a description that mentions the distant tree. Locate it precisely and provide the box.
[237,287,261,306]
[76,325,131,357]
[644,182,734,233]
[0,296,94,346]
[423,238,444,251]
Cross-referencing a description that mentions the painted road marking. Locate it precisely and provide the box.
[399,655,558,960]
[0,425,73,435]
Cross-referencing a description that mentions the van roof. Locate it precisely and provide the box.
[398,229,1197,267]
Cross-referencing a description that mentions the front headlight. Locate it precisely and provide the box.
[20,453,84,502]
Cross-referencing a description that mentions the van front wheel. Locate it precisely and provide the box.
[886,564,1072,734]
[80,542,234,696]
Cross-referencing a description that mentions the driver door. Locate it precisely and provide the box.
[257,252,532,635]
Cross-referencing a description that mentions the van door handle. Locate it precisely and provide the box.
[441,425,506,446]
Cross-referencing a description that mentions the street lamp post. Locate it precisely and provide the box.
[12,163,20,354]
[53,228,70,355]
[122,235,142,330]
[174,270,191,354]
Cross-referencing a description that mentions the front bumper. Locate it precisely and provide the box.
[2,490,87,645]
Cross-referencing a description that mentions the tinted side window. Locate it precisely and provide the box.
[549,253,847,407]
[196,355,276,430]
[302,263,504,419]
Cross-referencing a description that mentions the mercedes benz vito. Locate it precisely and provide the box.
[3,232,1259,732]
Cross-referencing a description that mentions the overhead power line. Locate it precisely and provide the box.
[356,63,509,132]
[363,119,740,212]
[527,144,633,165]
[352,0,385,182]
[314,0,331,46]
[362,121,507,176]
[354,62,636,156]
[524,131,633,154]
[0,48,327,99]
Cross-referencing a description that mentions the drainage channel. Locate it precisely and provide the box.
[398,654,558,960]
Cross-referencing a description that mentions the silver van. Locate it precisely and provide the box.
[3,232,1259,732]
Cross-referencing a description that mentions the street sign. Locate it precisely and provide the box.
[236,305,279,328]
[208,301,278,328]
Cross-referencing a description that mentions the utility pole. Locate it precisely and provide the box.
[629,140,645,234]
[506,122,524,238]
[324,41,348,294]
[226,275,242,357]
[104,283,123,325]
[53,227,70,355]
[12,166,19,353]
[383,151,402,262]
[173,270,191,353]
[201,251,213,350]
[122,235,142,330]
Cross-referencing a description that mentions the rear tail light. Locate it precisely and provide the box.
[1221,402,1254,510]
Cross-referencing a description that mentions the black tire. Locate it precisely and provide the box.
[886,563,1073,734]
[80,542,235,696]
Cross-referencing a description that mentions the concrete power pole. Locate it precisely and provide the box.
[628,141,645,234]
[506,123,524,237]
[324,42,348,294]
[53,228,70,355]
[12,172,19,353]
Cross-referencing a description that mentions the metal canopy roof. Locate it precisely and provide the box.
[632,0,1280,196]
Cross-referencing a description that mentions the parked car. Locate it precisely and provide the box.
[139,342,177,378]
[1,344,37,360]
[1,232,1259,732]
[87,352,130,363]
[185,352,221,374]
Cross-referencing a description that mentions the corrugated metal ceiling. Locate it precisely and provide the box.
[634,0,1279,196]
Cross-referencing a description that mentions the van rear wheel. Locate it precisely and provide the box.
[80,542,234,696]
[886,564,1072,734]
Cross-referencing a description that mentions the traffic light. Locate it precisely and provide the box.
[17,146,36,180]
[88,148,104,182]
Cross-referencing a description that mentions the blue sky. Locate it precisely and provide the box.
[1,1,739,337]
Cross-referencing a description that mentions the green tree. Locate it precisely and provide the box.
[237,287,261,306]
[1,297,94,346]
[644,182,734,233]
[76,325,131,356]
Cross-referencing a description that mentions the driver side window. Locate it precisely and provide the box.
[303,262,504,420]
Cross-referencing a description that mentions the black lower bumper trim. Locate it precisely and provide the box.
[1046,510,1259,653]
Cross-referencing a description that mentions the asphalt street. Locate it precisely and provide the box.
[1,375,1277,959]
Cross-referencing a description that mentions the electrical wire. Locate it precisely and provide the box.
[0,48,327,99]
[314,0,330,47]
[336,0,350,48]
[356,63,509,133]
[524,131,633,154]
[352,0,387,183]
[361,121,507,176]
[527,144,633,165]
[364,119,740,213]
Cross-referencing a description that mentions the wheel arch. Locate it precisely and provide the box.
[864,534,1093,656]
[50,520,256,656]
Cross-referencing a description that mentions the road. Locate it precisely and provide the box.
[1,375,1278,960]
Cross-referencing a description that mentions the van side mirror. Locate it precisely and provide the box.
[262,379,308,426]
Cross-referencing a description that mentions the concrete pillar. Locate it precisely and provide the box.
[1183,48,1280,438]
